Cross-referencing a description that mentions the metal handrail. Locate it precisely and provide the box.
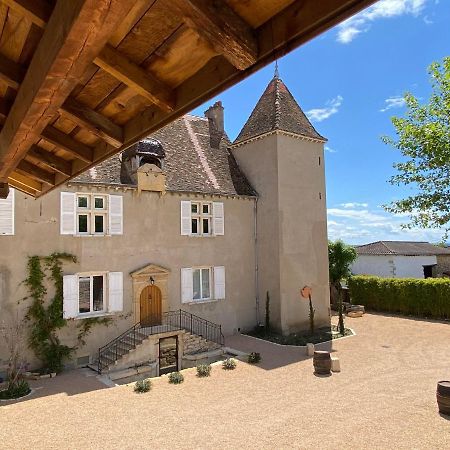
[97,309,224,373]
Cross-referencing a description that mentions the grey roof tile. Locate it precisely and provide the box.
[233,75,325,145]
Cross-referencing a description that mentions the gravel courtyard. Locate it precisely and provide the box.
[1,313,449,449]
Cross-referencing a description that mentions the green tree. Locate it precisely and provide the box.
[383,57,450,238]
[328,240,357,292]
[328,240,356,335]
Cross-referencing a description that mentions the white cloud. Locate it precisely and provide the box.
[337,0,428,44]
[327,202,444,244]
[380,95,406,112]
[325,145,337,153]
[340,202,369,209]
[306,95,343,122]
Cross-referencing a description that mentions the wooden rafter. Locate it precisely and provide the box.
[16,159,55,186]
[94,45,175,112]
[26,145,72,176]
[9,171,42,193]
[172,0,257,70]
[59,97,124,148]
[0,0,134,181]
[1,0,51,28]
[41,126,93,163]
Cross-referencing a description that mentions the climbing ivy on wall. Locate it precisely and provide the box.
[23,253,112,372]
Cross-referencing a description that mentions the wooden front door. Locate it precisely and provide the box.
[140,285,162,327]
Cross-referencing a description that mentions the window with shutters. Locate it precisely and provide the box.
[61,192,123,236]
[78,274,106,314]
[63,271,123,319]
[181,200,224,236]
[0,188,14,235]
[191,202,212,236]
[77,194,107,235]
[181,266,225,303]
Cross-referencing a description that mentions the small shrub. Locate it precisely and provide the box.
[0,379,31,400]
[196,364,211,377]
[168,371,184,384]
[247,352,261,364]
[134,378,152,393]
[222,358,237,370]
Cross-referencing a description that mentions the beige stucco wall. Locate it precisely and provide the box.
[0,185,256,370]
[233,132,330,334]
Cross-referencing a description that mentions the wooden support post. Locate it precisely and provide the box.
[0,182,9,199]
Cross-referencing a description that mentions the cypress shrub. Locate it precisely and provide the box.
[348,275,450,319]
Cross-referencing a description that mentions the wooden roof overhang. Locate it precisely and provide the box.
[0,0,376,198]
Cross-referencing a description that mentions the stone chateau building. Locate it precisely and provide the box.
[0,75,330,376]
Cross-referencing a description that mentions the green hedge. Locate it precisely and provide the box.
[348,275,450,319]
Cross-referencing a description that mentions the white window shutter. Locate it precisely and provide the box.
[0,188,14,235]
[108,272,123,313]
[109,195,123,235]
[60,192,76,235]
[180,201,191,235]
[181,268,193,303]
[213,202,224,235]
[214,266,225,300]
[63,275,78,319]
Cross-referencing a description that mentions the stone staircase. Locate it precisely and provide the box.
[95,310,224,373]
[183,331,222,355]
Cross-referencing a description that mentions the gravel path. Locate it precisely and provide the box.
[1,313,449,449]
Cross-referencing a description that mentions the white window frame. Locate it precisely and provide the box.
[192,266,212,301]
[77,272,107,317]
[76,194,108,236]
[191,201,212,236]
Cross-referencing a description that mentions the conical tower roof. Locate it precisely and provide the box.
[233,75,325,145]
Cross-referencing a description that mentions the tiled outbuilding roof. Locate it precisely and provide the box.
[355,241,450,256]
[233,75,325,145]
[73,115,256,197]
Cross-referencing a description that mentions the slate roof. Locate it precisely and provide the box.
[73,115,256,197]
[355,241,450,256]
[233,75,325,145]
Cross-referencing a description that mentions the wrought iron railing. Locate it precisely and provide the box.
[97,309,224,373]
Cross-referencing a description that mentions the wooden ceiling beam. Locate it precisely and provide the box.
[9,171,42,193]
[94,45,175,112]
[0,182,9,199]
[172,0,257,70]
[16,159,56,186]
[1,0,52,28]
[0,52,124,147]
[59,97,124,147]
[0,0,135,181]
[0,53,25,90]
[26,145,72,176]
[41,126,93,163]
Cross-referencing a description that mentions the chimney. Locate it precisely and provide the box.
[204,101,224,148]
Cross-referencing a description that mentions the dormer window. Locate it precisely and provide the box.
[139,154,162,169]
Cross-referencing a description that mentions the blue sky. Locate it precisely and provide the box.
[192,0,450,245]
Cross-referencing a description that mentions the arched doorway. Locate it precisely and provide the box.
[140,285,162,327]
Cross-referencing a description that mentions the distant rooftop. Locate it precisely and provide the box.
[355,241,450,256]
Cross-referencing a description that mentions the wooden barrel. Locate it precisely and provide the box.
[313,351,331,375]
[437,381,450,415]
